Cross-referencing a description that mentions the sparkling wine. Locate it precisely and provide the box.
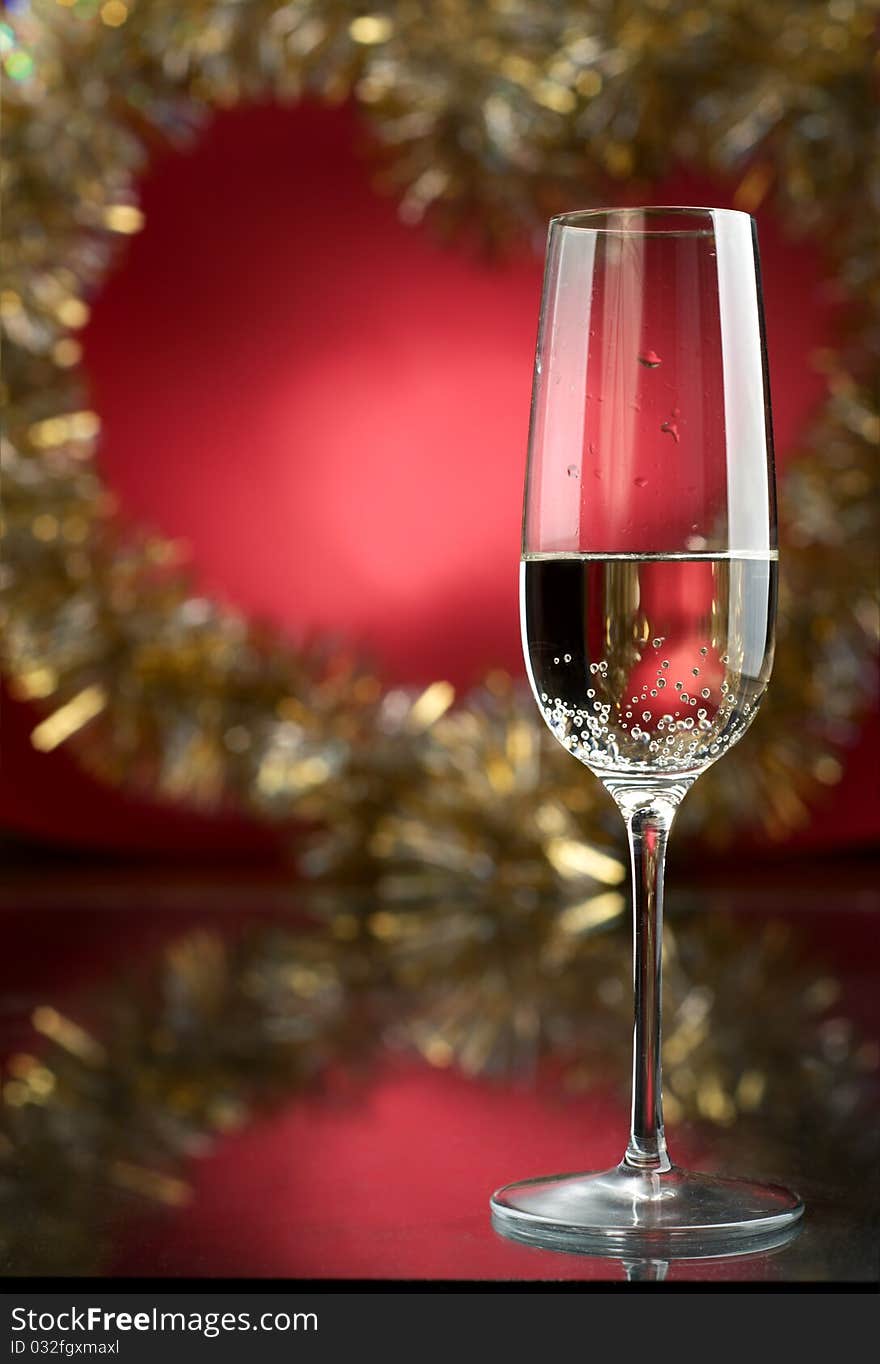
[521,553,777,780]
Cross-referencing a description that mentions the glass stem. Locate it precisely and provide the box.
[609,784,687,1174]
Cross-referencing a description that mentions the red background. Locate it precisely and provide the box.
[2,102,876,854]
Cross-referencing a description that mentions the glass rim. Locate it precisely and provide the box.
[549,205,753,236]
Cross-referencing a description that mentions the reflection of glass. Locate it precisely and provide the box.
[492,207,802,1254]
[618,1221,802,1279]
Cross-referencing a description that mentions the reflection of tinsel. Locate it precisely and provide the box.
[0,923,376,1276]
[1,907,876,1276]
[0,0,877,868]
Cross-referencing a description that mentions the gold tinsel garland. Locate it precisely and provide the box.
[1,1,879,1112]
[1,0,877,861]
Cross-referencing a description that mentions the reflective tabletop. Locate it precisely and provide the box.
[1,855,877,1284]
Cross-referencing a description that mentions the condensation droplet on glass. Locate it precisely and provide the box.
[638,349,662,368]
[660,419,680,443]
[566,464,579,479]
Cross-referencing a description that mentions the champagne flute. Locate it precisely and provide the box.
[490,207,803,1254]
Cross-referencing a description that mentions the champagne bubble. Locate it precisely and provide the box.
[587,688,595,697]
[590,663,599,674]
[652,637,664,648]
[701,687,710,698]
[642,711,652,721]
[700,647,708,655]
[564,653,572,662]
[675,681,683,690]
[692,668,700,676]
[566,464,579,479]
[662,660,669,668]
[657,678,666,688]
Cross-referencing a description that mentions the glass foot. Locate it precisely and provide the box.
[490,1162,803,1256]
